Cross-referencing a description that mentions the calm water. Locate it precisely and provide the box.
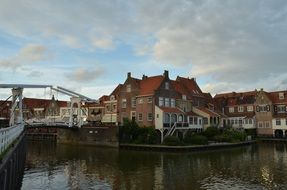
[21,141,287,190]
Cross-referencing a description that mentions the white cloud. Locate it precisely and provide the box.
[66,68,105,82]
[1,0,287,94]
[0,44,50,69]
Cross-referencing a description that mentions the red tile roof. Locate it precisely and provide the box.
[176,76,203,97]
[197,107,220,117]
[159,107,184,114]
[268,91,287,104]
[139,76,164,95]
[23,98,67,109]
[171,80,190,99]
[110,84,123,96]
[186,111,200,117]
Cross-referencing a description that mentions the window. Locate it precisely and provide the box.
[286,118,287,125]
[131,111,136,121]
[279,92,284,100]
[147,97,152,103]
[194,117,198,125]
[164,98,170,107]
[182,95,186,100]
[157,114,159,118]
[247,106,253,112]
[239,119,243,126]
[229,107,234,113]
[170,98,175,108]
[249,119,252,124]
[277,105,286,113]
[138,113,143,121]
[138,98,143,104]
[189,117,194,125]
[258,105,270,112]
[276,119,281,126]
[165,82,169,89]
[265,121,270,128]
[231,120,234,125]
[235,119,238,125]
[159,97,164,107]
[258,122,263,128]
[203,117,208,125]
[126,84,131,92]
[112,104,117,112]
[178,115,183,122]
[199,119,202,125]
[131,97,136,107]
[238,106,244,112]
[147,113,153,121]
[121,99,127,108]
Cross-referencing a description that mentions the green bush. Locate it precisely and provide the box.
[163,136,184,146]
[214,129,247,143]
[184,135,208,145]
[119,118,159,144]
[203,127,220,140]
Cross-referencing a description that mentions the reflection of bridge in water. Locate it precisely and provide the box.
[0,84,116,190]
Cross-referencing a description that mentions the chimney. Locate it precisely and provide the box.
[127,72,131,78]
[260,88,263,91]
[142,74,148,80]
[163,70,169,78]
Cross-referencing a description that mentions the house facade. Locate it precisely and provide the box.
[214,91,257,131]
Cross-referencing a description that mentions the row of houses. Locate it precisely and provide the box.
[1,70,287,138]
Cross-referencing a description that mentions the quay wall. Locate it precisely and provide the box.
[26,125,119,148]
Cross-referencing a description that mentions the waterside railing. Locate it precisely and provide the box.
[0,124,24,155]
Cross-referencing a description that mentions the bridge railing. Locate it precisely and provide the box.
[0,124,24,155]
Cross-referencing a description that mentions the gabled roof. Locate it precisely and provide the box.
[139,76,164,96]
[23,98,67,109]
[268,91,287,104]
[214,90,256,107]
[186,111,200,117]
[159,107,184,114]
[176,76,203,97]
[110,84,123,96]
[196,107,220,117]
[171,80,191,99]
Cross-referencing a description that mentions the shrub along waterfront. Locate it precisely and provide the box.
[119,119,248,146]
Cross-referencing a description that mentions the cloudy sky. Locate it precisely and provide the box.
[1,0,287,100]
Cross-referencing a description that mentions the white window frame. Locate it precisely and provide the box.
[238,106,244,112]
[276,119,281,126]
[170,98,175,108]
[277,105,286,113]
[138,113,143,121]
[159,97,164,107]
[165,82,169,90]
[126,84,131,92]
[121,99,127,108]
[138,98,143,104]
[164,98,170,107]
[247,106,253,112]
[229,107,234,113]
[147,113,153,121]
[131,97,136,107]
[147,97,152,104]
[182,95,186,100]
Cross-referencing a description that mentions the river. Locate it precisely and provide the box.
[20,141,287,190]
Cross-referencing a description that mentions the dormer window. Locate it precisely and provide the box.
[182,95,186,100]
[165,82,169,90]
[279,92,284,100]
[126,84,131,92]
[110,95,115,101]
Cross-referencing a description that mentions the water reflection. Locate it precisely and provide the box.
[21,142,287,190]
